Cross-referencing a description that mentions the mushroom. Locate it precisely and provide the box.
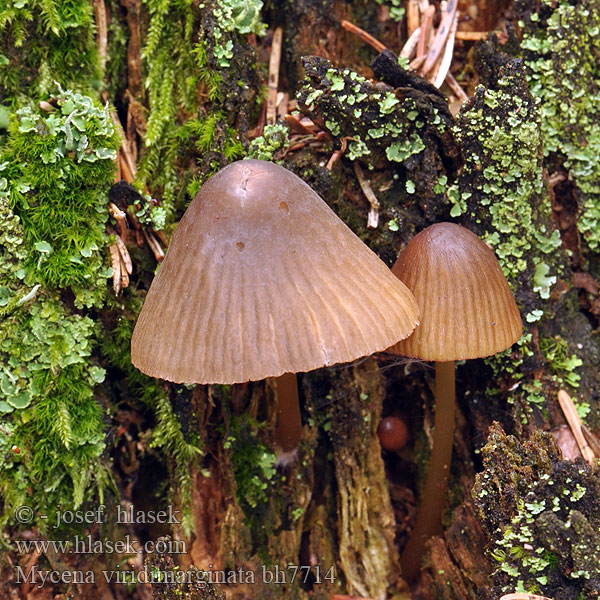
[377,416,409,452]
[387,222,522,581]
[131,159,420,456]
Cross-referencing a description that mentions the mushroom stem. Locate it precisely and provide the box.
[400,360,456,582]
[274,372,303,453]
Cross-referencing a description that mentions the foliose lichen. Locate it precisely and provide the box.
[297,56,449,175]
[247,123,290,162]
[453,58,561,292]
[0,89,118,529]
[516,0,600,254]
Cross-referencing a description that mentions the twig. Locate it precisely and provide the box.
[353,162,380,229]
[557,389,595,465]
[267,27,283,125]
[112,231,133,275]
[119,254,130,289]
[409,55,427,70]
[582,424,600,459]
[445,71,468,101]
[421,0,458,75]
[109,244,122,294]
[276,92,289,121]
[284,114,317,135]
[142,228,165,262]
[326,137,350,170]
[286,131,326,153]
[341,20,387,53]
[93,0,108,74]
[103,91,137,180]
[417,5,436,57]
[154,229,169,247]
[433,10,459,88]
[400,26,421,59]
[455,30,508,42]
[406,0,420,36]
[109,202,129,242]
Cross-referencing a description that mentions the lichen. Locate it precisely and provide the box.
[247,123,290,161]
[297,57,450,177]
[453,58,561,289]
[516,0,600,253]
[473,423,600,597]
[0,89,119,528]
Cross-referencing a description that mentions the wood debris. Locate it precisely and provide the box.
[267,27,283,125]
[422,0,458,75]
[557,389,596,464]
[341,20,387,53]
[353,162,380,229]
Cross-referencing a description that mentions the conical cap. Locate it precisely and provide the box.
[388,222,522,361]
[131,159,420,384]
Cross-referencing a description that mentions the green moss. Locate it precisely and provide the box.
[0,293,112,528]
[0,0,100,104]
[138,0,258,210]
[224,414,278,514]
[0,90,119,529]
[4,87,118,308]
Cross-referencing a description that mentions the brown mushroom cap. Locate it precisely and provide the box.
[388,222,522,361]
[131,159,420,384]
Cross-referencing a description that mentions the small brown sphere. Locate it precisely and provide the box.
[377,416,409,452]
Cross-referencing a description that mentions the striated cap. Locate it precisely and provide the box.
[388,222,522,361]
[131,159,420,384]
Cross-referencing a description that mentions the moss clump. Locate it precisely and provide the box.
[224,414,278,516]
[0,89,119,529]
[4,87,119,308]
[516,0,600,254]
[473,423,600,597]
[138,0,260,211]
[0,0,100,105]
[0,296,111,527]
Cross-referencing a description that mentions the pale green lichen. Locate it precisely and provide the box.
[247,123,289,161]
[0,91,118,527]
[298,58,445,173]
[453,64,561,286]
[517,0,600,252]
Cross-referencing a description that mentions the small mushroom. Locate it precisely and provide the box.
[377,416,409,452]
[131,159,420,456]
[388,222,522,581]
